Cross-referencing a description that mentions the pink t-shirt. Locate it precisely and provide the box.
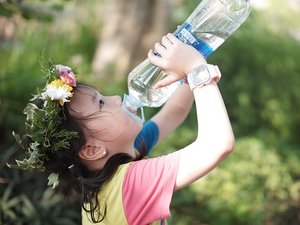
[122,152,180,225]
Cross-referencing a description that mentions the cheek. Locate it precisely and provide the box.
[113,120,142,147]
[113,108,143,140]
[98,119,121,141]
[86,108,142,142]
[85,113,121,141]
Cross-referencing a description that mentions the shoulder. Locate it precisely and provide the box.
[122,152,180,224]
[128,152,180,176]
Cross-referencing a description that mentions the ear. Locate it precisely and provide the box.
[78,144,107,161]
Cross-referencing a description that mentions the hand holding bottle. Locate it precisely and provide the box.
[148,33,207,89]
[126,0,251,108]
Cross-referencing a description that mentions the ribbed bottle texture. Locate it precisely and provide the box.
[126,0,252,109]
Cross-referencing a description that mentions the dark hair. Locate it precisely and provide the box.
[44,83,146,223]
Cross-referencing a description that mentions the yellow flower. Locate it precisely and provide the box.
[50,79,73,92]
[41,79,74,105]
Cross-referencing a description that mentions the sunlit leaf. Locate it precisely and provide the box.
[47,173,59,189]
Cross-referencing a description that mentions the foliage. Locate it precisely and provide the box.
[0,145,80,225]
[210,12,300,146]
[170,137,300,225]
[153,8,300,225]
[8,62,78,177]
[1,1,300,225]
[0,8,99,149]
[0,0,67,21]
[1,3,98,224]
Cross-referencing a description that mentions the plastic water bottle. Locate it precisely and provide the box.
[124,0,252,116]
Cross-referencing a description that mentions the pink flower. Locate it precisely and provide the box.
[55,64,77,87]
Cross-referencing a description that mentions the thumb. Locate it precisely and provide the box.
[154,74,179,89]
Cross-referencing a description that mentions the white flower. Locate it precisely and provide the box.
[41,83,73,104]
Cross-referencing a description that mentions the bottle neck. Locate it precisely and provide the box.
[122,94,145,123]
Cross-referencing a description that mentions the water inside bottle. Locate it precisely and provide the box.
[188,0,250,40]
[127,0,251,108]
[128,68,181,108]
[128,31,226,108]
[195,31,226,50]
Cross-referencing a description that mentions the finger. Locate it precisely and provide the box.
[148,49,165,68]
[161,35,173,48]
[167,33,180,45]
[154,75,179,89]
[154,42,167,56]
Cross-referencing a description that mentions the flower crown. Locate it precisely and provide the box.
[8,64,78,188]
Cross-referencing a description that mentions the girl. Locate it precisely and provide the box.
[12,33,234,225]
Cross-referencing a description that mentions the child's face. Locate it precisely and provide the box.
[69,86,143,155]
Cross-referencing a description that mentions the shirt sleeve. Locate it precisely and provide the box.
[134,120,159,155]
[122,152,180,225]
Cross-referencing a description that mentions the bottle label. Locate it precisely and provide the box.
[174,22,213,58]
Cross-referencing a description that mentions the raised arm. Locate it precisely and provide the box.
[175,79,234,190]
[148,33,235,190]
[151,83,193,144]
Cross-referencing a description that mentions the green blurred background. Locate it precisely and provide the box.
[0,0,299,224]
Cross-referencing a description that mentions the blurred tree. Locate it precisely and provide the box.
[91,0,172,79]
[0,0,65,42]
[0,0,65,20]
